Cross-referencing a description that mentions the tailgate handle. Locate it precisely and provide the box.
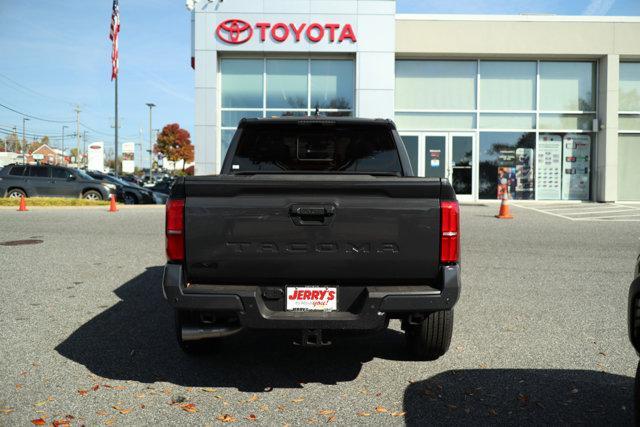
[289,205,335,226]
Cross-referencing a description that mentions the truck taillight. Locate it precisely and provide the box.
[166,199,185,262]
[440,201,460,264]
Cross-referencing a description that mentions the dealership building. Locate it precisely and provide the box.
[190,0,640,202]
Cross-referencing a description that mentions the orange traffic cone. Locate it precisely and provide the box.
[17,195,28,212]
[108,194,118,213]
[495,193,513,219]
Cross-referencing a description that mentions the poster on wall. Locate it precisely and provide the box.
[515,148,535,200]
[496,150,516,199]
[122,142,135,174]
[535,135,562,200]
[562,134,591,201]
[87,142,105,172]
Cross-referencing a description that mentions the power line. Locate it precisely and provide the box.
[0,73,77,106]
[0,102,75,124]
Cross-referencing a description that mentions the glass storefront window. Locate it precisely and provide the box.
[310,60,354,110]
[221,59,263,108]
[480,61,536,110]
[221,129,236,160]
[539,114,595,131]
[266,60,308,109]
[400,135,419,176]
[619,114,640,131]
[479,132,536,200]
[620,63,640,112]
[479,113,536,130]
[221,110,263,128]
[618,135,640,201]
[395,61,477,110]
[539,62,596,111]
[395,112,476,130]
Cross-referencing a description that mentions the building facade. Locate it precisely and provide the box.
[191,1,640,202]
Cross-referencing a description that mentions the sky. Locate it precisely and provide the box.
[0,0,639,167]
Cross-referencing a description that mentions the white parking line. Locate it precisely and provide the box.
[512,203,640,222]
[562,208,637,216]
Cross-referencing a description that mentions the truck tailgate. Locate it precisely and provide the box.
[184,175,443,285]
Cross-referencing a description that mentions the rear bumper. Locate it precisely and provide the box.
[162,264,460,331]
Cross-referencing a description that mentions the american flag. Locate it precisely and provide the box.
[109,0,120,81]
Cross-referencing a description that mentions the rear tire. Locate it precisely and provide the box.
[123,192,138,205]
[635,360,640,425]
[405,310,453,361]
[83,190,103,201]
[7,188,26,199]
[174,309,217,355]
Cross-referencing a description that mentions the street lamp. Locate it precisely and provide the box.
[22,117,30,162]
[146,103,156,180]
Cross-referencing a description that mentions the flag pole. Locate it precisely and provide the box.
[115,75,119,176]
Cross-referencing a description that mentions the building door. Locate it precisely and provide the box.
[400,132,476,201]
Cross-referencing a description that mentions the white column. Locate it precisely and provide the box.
[596,54,619,202]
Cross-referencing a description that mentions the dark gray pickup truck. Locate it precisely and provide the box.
[163,117,460,360]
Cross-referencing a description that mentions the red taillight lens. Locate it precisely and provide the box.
[440,201,460,263]
[166,199,185,262]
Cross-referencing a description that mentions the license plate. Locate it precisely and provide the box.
[286,287,337,312]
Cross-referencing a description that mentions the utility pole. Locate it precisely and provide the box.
[75,106,81,165]
[22,117,30,163]
[12,126,17,153]
[62,125,68,161]
[146,103,156,180]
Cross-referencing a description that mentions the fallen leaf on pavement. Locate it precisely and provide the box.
[104,417,116,425]
[34,401,47,407]
[112,386,127,391]
[96,410,109,416]
[217,414,237,423]
[479,363,488,369]
[16,384,22,389]
[180,403,197,413]
[291,397,304,403]
[391,411,406,417]
[318,410,335,416]
[247,394,259,402]
[78,390,89,396]
[246,414,257,421]
[1,408,15,415]
[375,406,388,413]
[327,416,336,423]
[92,385,100,391]
[356,412,371,417]
[201,388,217,393]
[112,406,132,414]
[259,404,269,412]
[31,419,46,425]
[52,419,71,426]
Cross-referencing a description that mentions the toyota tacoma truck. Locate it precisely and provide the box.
[162,117,460,360]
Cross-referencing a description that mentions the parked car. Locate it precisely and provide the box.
[85,170,160,204]
[0,164,116,200]
[628,250,640,420]
[118,174,143,187]
[163,117,461,360]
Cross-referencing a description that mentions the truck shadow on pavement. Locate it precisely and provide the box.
[403,368,635,426]
[56,266,409,392]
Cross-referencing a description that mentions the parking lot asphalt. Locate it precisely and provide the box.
[1,204,639,426]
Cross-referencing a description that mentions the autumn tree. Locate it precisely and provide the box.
[156,123,194,171]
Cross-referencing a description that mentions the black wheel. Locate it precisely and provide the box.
[123,192,138,205]
[7,188,26,199]
[83,190,103,201]
[405,310,454,361]
[175,309,217,355]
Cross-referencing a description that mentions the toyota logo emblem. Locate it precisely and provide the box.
[217,19,253,44]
